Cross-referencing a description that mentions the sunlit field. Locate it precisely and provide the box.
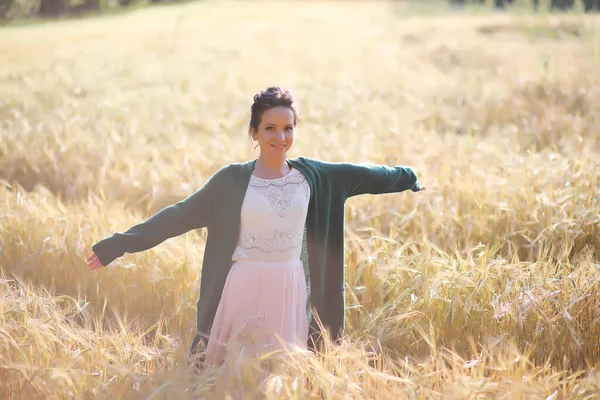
[1,0,600,398]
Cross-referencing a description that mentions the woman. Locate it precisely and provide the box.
[86,86,426,367]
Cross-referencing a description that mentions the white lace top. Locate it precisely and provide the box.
[231,168,311,263]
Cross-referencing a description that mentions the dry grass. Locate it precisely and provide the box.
[1,1,600,398]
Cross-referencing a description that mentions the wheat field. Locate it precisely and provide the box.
[1,0,600,398]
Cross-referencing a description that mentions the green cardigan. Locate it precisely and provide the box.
[92,157,422,351]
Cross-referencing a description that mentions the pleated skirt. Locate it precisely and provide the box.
[203,259,309,367]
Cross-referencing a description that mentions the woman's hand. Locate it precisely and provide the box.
[86,252,104,270]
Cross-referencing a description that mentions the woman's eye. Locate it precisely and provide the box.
[265,127,273,131]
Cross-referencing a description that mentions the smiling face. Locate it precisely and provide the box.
[250,106,296,157]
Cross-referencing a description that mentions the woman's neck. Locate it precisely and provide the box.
[253,156,291,179]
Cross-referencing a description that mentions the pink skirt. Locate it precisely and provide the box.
[203,259,309,367]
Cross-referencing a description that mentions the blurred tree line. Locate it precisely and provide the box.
[1,0,597,21]
[450,0,599,11]
[0,0,177,20]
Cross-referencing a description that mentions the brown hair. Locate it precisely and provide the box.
[248,86,300,137]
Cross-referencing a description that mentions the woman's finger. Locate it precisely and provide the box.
[87,258,101,270]
[92,259,104,270]
[87,254,97,262]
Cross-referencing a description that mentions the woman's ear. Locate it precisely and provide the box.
[249,127,258,141]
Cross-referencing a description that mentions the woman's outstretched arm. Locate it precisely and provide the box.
[87,166,229,268]
[326,161,425,198]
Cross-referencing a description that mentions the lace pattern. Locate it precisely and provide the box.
[250,172,310,218]
[232,168,310,263]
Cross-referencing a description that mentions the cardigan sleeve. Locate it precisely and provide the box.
[327,162,422,198]
[91,165,229,267]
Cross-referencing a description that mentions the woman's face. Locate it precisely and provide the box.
[251,106,296,157]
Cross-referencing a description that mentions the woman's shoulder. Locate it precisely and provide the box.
[213,159,255,177]
[291,156,358,171]
[289,156,333,169]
